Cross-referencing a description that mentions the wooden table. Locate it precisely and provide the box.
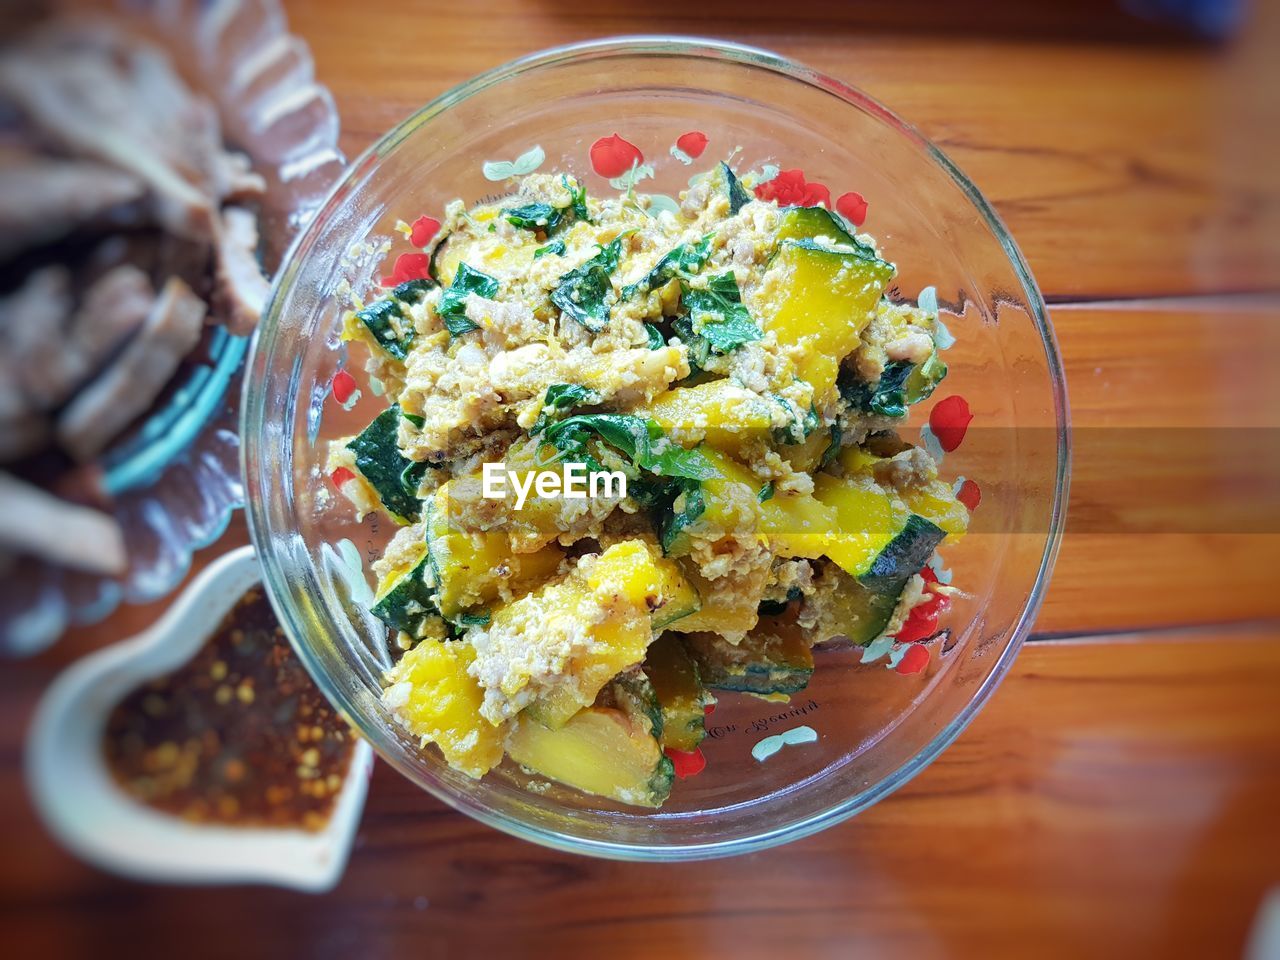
[4,2,1279,956]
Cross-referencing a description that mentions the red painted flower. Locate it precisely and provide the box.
[957,478,982,512]
[676,130,709,159]
[896,600,944,644]
[381,252,432,288]
[894,574,950,644]
[665,747,707,779]
[836,191,868,227]
[754,169,831,208]
[895,643,930,675]
[330,466,356,488]
[590,134,643,179]
[929,395,973,452]
[410,215,441,248]
[331,369,358,405]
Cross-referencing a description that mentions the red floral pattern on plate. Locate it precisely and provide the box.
[754,169,831,208]
[589,134,643,179]
[957,478,981,512]
[836,191,868,226]
[676,131,709,158]
[929,395,973,452]
[665,747,707,779]
[331,369,357,405]
[894,644,930,675]
[410,215,441,248]
[381,252,431,288]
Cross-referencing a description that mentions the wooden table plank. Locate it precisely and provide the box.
[5,627,1277,959]
[283,0,1280,301]
[28,299,1276,663]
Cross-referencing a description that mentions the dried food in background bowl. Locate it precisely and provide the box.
[0,0,345,653]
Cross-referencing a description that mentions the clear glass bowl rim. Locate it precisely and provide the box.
[243,35,1071,861]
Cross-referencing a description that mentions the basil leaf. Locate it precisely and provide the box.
[551,238,623,332]
[402,411,426,429]
[644,322,666,350]
[355,299,412,360]
[841,361,912,418]
[621,233,714,300]
[504,202,564,232]
[531,383,603,434]
[758,481,774,502]
[543,414,717,482]
[534,239,566,259]
[679,271,761,355]
[565,175,590,223]
[438,263,500,337]
[772,400,820,446]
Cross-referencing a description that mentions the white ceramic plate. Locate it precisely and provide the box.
[26,545,373,892]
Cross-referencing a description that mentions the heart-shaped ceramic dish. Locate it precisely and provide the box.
[26,545,373,892]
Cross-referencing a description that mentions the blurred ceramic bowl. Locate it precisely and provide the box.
[26,545,373,892]
[244,37,1069,859]
[0,0,345,655]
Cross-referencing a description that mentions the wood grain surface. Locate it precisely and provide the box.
[5,629,1278,959]
[4,0,1279,957]
[288,0,1280,301]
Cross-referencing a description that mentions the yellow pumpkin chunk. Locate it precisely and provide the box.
[425,485,563,619]
[382,640,504,778]
[476,540,667,728]
[813,472,905,577]
[763,241,894,399]
[903,479,970,538]
[635,380,774,452]
[663,559,770,642]
[505,707,674,808]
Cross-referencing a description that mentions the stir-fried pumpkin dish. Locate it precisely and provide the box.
[329,161,967,808]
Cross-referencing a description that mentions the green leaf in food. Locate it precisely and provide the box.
[565,175,591,223]
[772,400,820,446]
[438,263,500,337]
[678,271,761,355]
[551,238,624,332]
[402,411,426,429]
[543,414,718,483]
[534,239,566,259]
[530,383,604,434]
[346,405,430,522]
[644,322,667,350]
[504,202,565,233]
[841,350,947,419]
[621,233,714,300]
[758,481,774,503]
[392,278,434,303]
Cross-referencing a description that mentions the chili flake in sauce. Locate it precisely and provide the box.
[102,587,356,831]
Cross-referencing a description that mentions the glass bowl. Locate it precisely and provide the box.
[243,37,1069,860]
